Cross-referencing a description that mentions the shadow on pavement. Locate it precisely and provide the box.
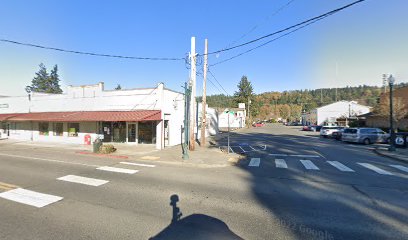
[149,194,243,240]
[211,124,408,239]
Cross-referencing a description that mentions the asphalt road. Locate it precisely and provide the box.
[0,124,407,240]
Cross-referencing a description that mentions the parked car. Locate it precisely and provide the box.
[253,122,263,127]
[320,126,344,138]
[302,125,311,131]
[332,128,345,140]
[395,132,408,148]
[309,125,322,132]
[341,128,390,145]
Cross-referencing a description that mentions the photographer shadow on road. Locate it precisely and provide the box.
[149,194,243,240]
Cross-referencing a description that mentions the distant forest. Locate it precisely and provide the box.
[198,83,408,121]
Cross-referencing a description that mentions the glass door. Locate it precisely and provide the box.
[128,123,136,142]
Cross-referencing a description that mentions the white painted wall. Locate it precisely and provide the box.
[196,103,219,140]
[218,109,246,129]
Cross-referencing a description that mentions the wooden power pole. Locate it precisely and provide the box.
[189,37,196,151]
[200,39,208,147]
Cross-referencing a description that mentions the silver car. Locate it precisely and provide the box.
[341,128,390,145]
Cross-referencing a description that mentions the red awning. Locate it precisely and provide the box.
[0,110,161,122]
[0,113,21,121]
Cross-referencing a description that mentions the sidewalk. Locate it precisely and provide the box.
[373,146,408,163]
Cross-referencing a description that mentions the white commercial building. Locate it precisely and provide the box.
[0,82,188,149]
[218,106,246,130]
[303,101,371,126]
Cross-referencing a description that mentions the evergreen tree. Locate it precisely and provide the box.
[26,63,63,94]
[115,84,122,90]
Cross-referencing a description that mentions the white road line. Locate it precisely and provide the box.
[0,153,100,168]
[57,175,109,186]
[357,163,393,175]
[248,158,261,167]
[300,160,320,170]
[0,188,63,208]
[229,147,235,153]
[327,161,354,172]
[120,162,156,168]
[389,165,408,173]
[275,159,288,168]
[97,166,138,174]
[291,155,320,158]
[269,153,288,157]
[249,146,257,151]
[238,146,247,153]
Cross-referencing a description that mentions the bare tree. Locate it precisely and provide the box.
[375,97,408,130]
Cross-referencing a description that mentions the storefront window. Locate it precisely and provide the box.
[39,122,49,136]
[138,121,156,144]
[68,123,79,137]
[53,123,63,136]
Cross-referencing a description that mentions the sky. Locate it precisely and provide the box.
[1,0,407,96]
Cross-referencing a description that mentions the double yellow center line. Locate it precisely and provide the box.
[0,181,19,191]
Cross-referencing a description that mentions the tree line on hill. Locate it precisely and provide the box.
[198,76,408,122]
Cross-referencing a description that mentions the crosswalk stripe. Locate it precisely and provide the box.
[97,166,138,174]
[291,155,320,158]
[300,160,320,170]
[269,154,288,157]
[0,188,63,208]
[357,163,393,175]
[275,159,288,168]
[57,175,109,186]
[248,158,261,167]
[327,161,354,172]
[389,165,408,173]
[120,162,156,168]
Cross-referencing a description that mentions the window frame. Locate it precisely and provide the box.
[53,122,64,136]
[67,123,80,137]
[39,122,49,136]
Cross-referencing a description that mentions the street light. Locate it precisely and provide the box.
[383,74,396,151]
[226,109,231,154]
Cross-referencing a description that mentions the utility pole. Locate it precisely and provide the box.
[247,97,251,128]
[189,37,196,151]
[200,39,208,147]
[320,88,323,104]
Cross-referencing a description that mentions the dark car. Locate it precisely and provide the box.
[395,132,408,148]
[309,125,322,132]
[332,128,345,140]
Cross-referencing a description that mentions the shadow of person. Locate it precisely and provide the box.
[150,194,243,240]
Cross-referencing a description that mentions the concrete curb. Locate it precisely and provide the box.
[373,148,408,164]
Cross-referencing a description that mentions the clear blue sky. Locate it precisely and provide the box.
[1,0,407,96]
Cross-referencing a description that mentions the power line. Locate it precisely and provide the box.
[0,39,184,61]
[208,70,230,96]
[210,12,330,67]
[206,0,365,56]
[224,0,296,48]
[207,78,224,95]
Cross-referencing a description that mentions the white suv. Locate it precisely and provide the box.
[320,126,343,138]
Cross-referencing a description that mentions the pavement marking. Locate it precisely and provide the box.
[96,166,138,174]
[249,146,257,151]
[275,159,288,168]
[229,147,235,153]
[357,163,394,175]
[238,146,247,153]
[327,161,355,172]
[300,160,320,170]
[0,188,63,208]
[57,175,109,186]
[389,165,408,173]
[0,153,100,168]
[0,181,19,191]
[269,153,288,157]
[120,162,156,168]
[291,155,320,158]
[248,158,261,167]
